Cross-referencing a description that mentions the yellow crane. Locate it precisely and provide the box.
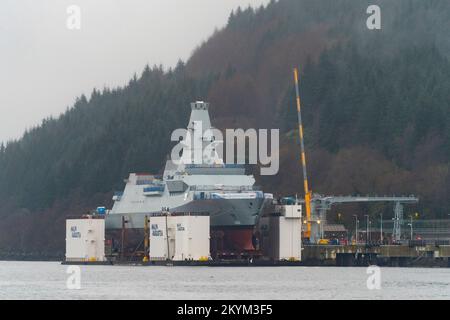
[293,67,312,240]
[143,215,149,262]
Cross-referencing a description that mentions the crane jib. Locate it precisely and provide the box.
[293,67,312,239]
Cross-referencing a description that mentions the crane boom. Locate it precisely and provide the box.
[293,67,312,239]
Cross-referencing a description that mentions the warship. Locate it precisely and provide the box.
[105,101,273,236]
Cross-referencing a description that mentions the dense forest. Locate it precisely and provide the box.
[1,0,449,257]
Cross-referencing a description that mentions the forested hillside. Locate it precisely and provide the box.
[1,0,449,257]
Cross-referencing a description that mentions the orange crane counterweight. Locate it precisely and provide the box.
[293,68,312,240]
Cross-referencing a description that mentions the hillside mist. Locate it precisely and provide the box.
[1,0,449,257]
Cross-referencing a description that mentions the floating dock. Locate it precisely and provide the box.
[62,245,450,267]
[63,202,450,268]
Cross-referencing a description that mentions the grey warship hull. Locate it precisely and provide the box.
[105,196,266,229]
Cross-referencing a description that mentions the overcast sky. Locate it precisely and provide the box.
[0,0,269,143]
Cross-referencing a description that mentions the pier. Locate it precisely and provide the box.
[302,244,450,267]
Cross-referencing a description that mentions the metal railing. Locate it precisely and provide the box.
[189,185,260,192]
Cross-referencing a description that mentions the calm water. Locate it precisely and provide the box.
[0,261,449,299]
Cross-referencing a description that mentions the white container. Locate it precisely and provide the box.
[173,215,210,261]
[149,216,175,260]
[269,205,302,261]
[65,218,105,262]
[149,215,210,261]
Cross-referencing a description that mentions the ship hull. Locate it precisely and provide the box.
[105,197,266,230]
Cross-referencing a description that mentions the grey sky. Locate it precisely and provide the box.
[0,0,269,143]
